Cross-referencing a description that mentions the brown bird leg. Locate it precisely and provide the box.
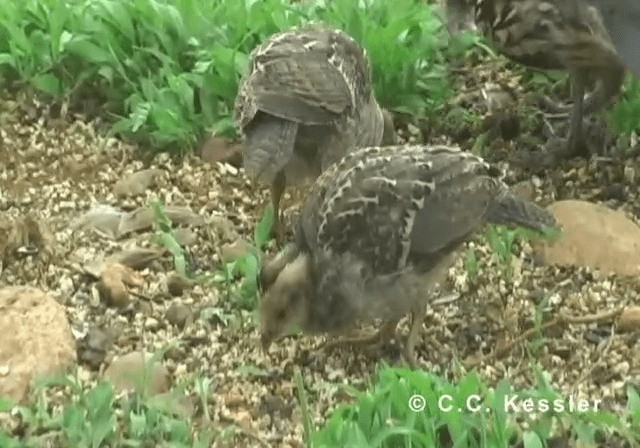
[542,72,588,162]
[402,306,426,369]
[270,171,287,247]
[320,320,399,352]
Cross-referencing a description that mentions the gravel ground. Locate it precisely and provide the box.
[2,61,640,447]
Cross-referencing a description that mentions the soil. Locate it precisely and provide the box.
[1,55,640,447]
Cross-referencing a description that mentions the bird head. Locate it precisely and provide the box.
[380,108,397,145]
[259,252,314,351]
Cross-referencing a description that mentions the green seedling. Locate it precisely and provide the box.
[313,365,639,447]
[150,198,188,277]
[215,204,274,311]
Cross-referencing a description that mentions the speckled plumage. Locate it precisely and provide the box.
[446,0,625,156]
[234,25,394,241]
[259,144,558,366]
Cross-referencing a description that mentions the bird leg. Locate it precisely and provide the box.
[538,72,588,164]
[401,306,426,369]
[320,320,399,352]
[270,171,287,246]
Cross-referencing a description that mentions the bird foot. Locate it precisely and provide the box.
[508,134,593,171]
[320,322,399,354]
[320,331,390,353]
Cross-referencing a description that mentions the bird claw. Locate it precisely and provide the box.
[319,331,388,352]
[320,322,399,354]
[508,132,594,171]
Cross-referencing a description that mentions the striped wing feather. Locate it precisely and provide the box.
[300,145,503,277]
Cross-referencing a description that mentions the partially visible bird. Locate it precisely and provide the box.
[445,0,626,158]
[258,144,558,367]
[587,0,640,76]
[234,25,396,243]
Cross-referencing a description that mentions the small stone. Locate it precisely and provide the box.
[406,123,420,137]
[113,169,165,198]
[624,164,635,184]
[173,228,198,247]
[165,303,193,329]
[224,392,245,408]
[235,410,252,429]
[531,175,543,188]
[144,317,160,330]
[220,240,254,261]
[199,136,242,167]
[79,326,113,370]
[618,307,640,333]
[97,262,145,308]
[103,351,170,395]
[165,272,194,297]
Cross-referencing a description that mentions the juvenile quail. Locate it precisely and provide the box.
[258,144,558,367]
[587,0,640,75]
[234,25,396,243]
[446,0,626,157]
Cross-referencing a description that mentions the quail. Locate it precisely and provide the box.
[445,0,626,158]
[234,25,396,244]
[587,0,640,75]
[258,144,558,367]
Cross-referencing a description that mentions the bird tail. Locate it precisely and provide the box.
[486,190,558,233]
[243,115,297,184]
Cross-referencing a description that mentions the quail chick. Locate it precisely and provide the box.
[446,0,626,158]
[258,144,558,367]
[234,25,396,244]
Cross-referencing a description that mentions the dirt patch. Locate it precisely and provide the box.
[1,68,640,445]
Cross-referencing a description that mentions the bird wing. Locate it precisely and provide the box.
[234,26,372,129]
[302,145,501,277]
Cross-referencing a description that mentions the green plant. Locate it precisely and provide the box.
[610,75,640,137]
[464,225,560,281]
[4,373,216,447]
[313,366,640,447]
[295,369,314,448]
[464,245,479,280]
[150,198,188,277]
[0,0,476,152]
[214,204,274,311]
[308,0,454,117]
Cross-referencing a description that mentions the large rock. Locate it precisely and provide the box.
[0,286,76,403]
[534,200,640,276]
